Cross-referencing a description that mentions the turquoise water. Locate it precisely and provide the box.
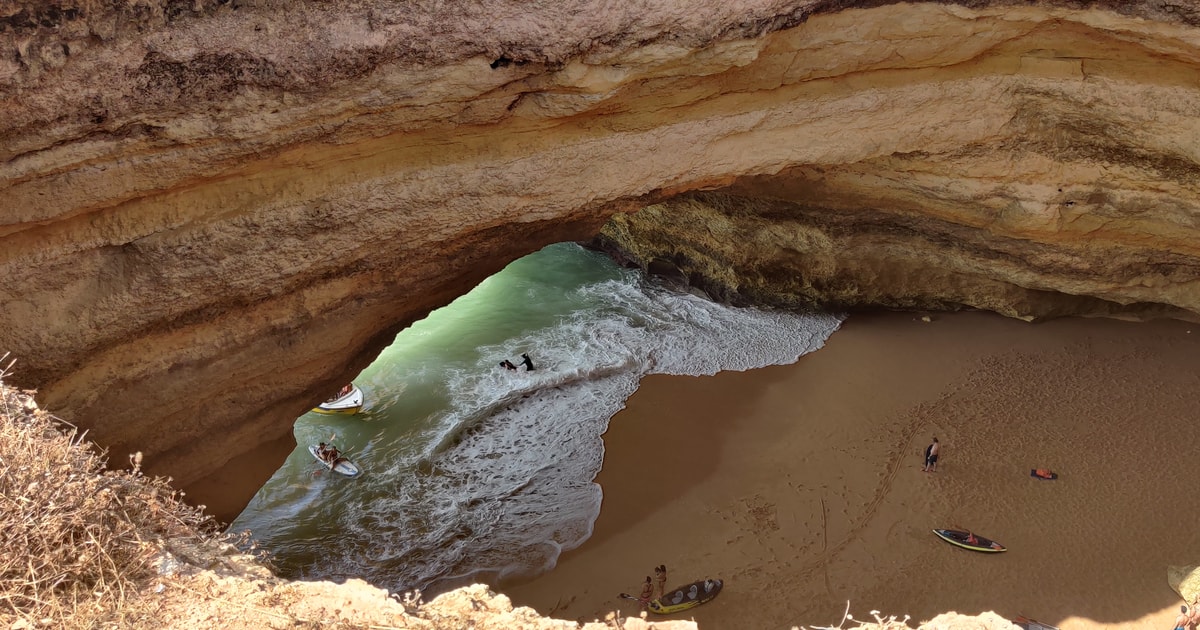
[231,242,843,596]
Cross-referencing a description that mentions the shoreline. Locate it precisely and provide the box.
[501,311,1200,629]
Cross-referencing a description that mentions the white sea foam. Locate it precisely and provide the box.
[234,246,844,597]
[347,278,845,594]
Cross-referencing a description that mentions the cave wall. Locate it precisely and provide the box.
[3,1,1200,520]
[593,172,1200,322]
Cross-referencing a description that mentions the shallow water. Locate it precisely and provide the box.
[231,242,842,596]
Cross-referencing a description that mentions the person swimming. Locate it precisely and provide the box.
[499,360,517,370]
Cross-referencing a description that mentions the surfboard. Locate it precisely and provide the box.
[621,578,723,614]
[308,444,361,477]
[1030,469,1058,480]
[932,528,1006,553]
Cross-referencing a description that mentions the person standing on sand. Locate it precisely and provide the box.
[653,565,667,599]
[923,437,940,472]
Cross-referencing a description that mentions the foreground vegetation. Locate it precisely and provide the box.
[0,357,221,628]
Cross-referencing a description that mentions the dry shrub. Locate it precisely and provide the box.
[0,357,220,629]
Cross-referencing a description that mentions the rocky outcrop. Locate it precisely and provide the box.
[3,1,1200,520]
[593,176,1200,321]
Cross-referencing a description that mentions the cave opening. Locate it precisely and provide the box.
[227,241,842,598]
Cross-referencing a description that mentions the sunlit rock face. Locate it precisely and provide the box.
[2,1,1200,520]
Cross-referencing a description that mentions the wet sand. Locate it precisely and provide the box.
[502,311,1200,629]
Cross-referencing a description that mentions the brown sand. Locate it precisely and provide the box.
[501,311,1200,629]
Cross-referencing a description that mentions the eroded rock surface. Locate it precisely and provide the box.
[3,1,1200,520]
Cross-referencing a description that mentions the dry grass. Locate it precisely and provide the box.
[0,355,221,629]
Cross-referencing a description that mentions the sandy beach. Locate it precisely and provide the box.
[501,311,1200,629]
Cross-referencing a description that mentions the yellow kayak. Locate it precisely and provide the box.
[648,578,723,614]
[620,578,724,614]
[313,384,364,415]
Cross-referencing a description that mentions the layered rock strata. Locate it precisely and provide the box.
[3,0,1200,520]
[594,173,1200,321]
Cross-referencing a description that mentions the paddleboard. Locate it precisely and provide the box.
[932,528,1006,553]
[1014,616,1060,630]
[621,578,723,614]
[1030,469,1058,480]
[308,444,361,477]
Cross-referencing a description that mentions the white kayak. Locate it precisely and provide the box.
[308,444,361,477]
[313,384,364,415]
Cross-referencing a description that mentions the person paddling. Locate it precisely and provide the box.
[317,442,340,465]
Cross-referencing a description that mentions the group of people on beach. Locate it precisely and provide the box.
[1174,595,1200,630]
[499,353,535,371]
[635,565,668,610]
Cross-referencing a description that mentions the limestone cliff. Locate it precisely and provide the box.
[3,0,1200,520]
